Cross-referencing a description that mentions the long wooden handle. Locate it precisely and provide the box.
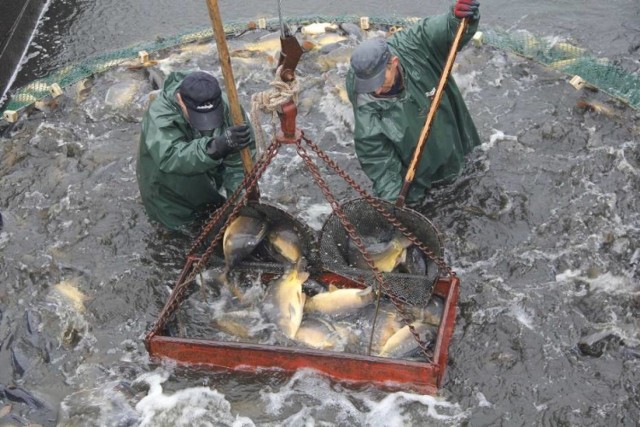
[206,0,258,199]
[396,18,469,208]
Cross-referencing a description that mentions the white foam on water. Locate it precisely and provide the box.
[478,129,519,152]
[296,199,332,231]
[135,371,254,427]
[510,304,535,330]
[364,391,469,425]
[0,231,10,250]
[555,269,580,282]
[476,391,492,407]
[258,369,468,425]
[584,272,639,295]
[453,70,481,98]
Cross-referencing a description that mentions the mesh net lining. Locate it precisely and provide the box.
[319,198,443,307]
[3,16,639,116]
[205,201,322,272]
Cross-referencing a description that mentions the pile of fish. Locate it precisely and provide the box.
[187,213,442,360]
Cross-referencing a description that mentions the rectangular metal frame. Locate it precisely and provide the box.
[146,276,459,394]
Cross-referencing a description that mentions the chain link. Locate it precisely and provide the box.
[296,137,436,358]
[147,131,452,360]
[303,136,454,278]
[146,141,282,340]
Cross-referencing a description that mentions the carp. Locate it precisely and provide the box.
[304,284,374,317]
[263,260,309,339]
[348,233,412,272]
[378,322,437,359]
[223,215,268,270]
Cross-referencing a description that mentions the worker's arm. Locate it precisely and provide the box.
[221,108,256,196]
[394,2,479,64]
[354,114,404,202]
[142,109,223,176]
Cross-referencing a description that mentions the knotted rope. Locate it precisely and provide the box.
[250,66,300,155]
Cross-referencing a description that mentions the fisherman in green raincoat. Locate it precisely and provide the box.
[136,71,254,229]
[346,0,482,206]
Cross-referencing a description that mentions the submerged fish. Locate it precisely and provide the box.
[369,308,404,353]
[348,234,412,272]
[211,310,267,341]
[304,284,374,317]
[263,261,309,339]
[412,296,444,327]
[305,33,347,50]
[145,66,165,91]
[395,245,428,276]
[294,317,342,350]
[339,22,364,41]
[317,45,354,72]
[51,279,89,313]
[378,322,437,359]
[264,226,302,264]
[301,22,338,36]
[104,80,142,108]
[223,215,268,269]
[238,32,285,57]
[576,99,617,118]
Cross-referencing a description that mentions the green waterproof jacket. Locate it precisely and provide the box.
[136,71,254,230]
[346,9,481,205]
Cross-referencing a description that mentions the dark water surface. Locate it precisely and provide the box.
[12,0,639,89]
[1,1,639,426]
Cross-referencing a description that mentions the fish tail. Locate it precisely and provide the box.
[216,269,245,301]
[396,233,412,248]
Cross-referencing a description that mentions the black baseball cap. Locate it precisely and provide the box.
[350,38,392,94]
[178,71,224,131]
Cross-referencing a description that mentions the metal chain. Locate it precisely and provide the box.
[147,141,282,339]
[303,135,454,278]
[187,144,279,256]
[295,138,432,358]
[147,131,445,359]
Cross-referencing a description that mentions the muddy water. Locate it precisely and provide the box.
[11,0,639,89]
[1,7,640,427]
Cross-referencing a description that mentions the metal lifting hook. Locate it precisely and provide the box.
[275,0,303,83]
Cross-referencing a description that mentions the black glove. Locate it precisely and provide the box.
[454,0,480,19]
[206,124,251,160]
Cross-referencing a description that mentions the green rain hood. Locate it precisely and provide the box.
[346,10,481,205]
[136,71,254,229]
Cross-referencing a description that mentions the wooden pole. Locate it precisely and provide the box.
[205,0,259,199]
[396,18,469,208]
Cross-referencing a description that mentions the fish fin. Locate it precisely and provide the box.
[393,233,412,249]
[299,290,306,306]
[294,257,308,272]
[401,236,413,248]
[357,286,373,296]
[288,302,298,321]
[298,271,310,284]
[398,248,407,265]
[216,270,245,301]
[328,284,339,292]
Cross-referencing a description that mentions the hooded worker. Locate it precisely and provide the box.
[136,71,255,229]
[346,0,482,206]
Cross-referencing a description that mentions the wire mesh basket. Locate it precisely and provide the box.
[319,198,444,307]
[206,201,322,273]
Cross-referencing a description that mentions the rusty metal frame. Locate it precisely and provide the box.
[144,15,461,393]
[146,275,459,394]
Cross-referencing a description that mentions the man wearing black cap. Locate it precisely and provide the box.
[346,0,481,207]
[136,70,254,229]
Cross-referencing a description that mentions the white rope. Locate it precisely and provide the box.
[250,66,300,156]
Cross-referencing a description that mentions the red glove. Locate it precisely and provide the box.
[454,0,480,19]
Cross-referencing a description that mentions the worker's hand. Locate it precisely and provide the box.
[453,0,479,19]
[206,124,252,159]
